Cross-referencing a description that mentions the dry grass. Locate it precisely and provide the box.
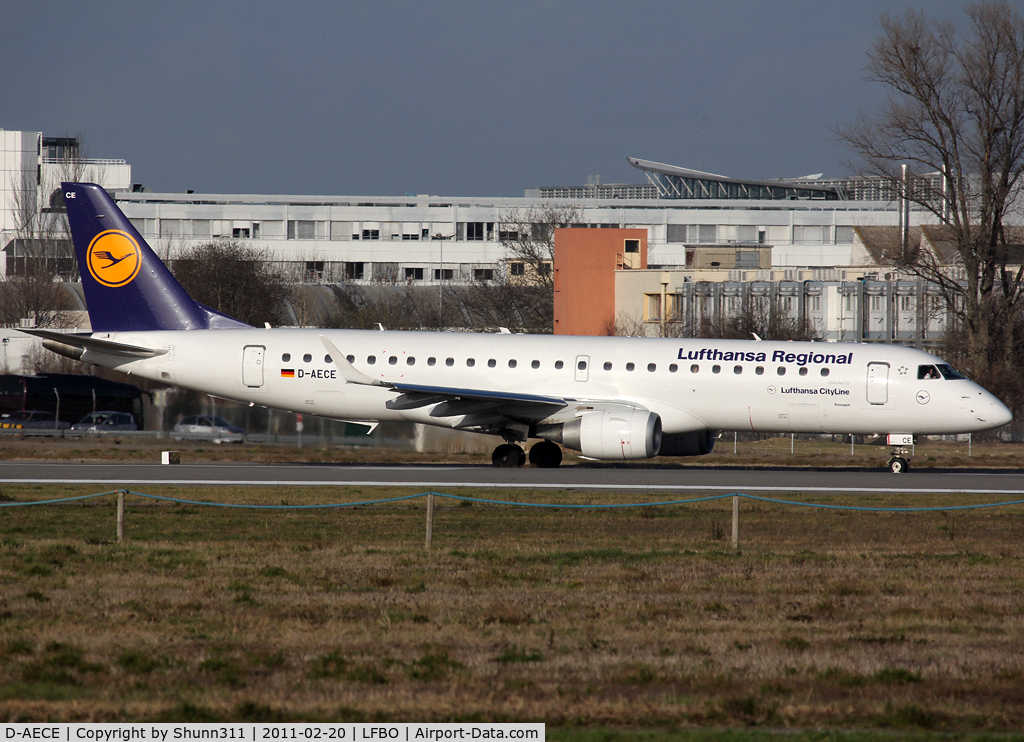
[0,433,1019,471]
[2,483,1024,735]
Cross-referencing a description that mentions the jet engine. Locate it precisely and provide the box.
[559,409,662,460]
[659,429,716,457]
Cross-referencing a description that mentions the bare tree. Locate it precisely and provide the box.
[836,1,1024,394]
[493,204,586,332]
[456,267,556,333]
[715,296,818,341]
[0,141,82,329]
[170,241,289,326]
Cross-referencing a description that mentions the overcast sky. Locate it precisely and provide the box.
[2,1,970,197]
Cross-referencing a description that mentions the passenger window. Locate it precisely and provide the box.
[428,357,436,366]
[626,362,635,371]
[820,368,829,377]
[578,360,587,371]
[389,356,398,365]
[446,358,454,367]
[282,353,291,362]
[303,354,312,362]
[555,360,564,370]
[531,360,540,369]
[918,364,941,380]
[467,358,475,367]
[604,362,612,371]
[648,363,656,372]
[367,356,376,365]
[324,355,332,363]
[487,359,496,368]
[755,366,764,375]
[508,360,517,368]
[799,367,808,376]
[690,364,699,373]
[734,365,742,374]
[712,365,721,374]
[777,367,786,376]
[407,357,415,365]
[669,364,677,372]
[346,355,355,363]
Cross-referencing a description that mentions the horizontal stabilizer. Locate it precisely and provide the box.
[20,329,167,359]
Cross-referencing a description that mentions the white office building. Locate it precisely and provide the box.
[1,129,936,285]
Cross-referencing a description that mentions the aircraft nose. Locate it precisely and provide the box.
[990,398,1013,428]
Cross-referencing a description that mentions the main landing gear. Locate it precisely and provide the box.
[491,440,563,468]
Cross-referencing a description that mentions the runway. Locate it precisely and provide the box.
[4,461,1024,495]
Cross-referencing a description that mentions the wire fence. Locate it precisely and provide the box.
[6,488,1024,550]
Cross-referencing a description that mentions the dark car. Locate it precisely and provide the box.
[0,410,70,430]
[70,411,138,431]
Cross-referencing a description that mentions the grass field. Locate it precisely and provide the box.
[2,480,1024,738]
[0,432,1018,471]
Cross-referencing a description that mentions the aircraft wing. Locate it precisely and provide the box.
[320,334,569,419]
[20,329,168,359]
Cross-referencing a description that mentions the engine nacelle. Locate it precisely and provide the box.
[561,409,662,460]
[659,430,716,457]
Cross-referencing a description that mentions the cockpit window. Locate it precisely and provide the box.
[936,364,967,380]
[918,363,968,380]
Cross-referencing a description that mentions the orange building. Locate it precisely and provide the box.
[552,228,647,335]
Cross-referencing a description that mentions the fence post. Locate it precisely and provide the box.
[116,490,126,543]
[731,495,739,550]
[425,492,434,551]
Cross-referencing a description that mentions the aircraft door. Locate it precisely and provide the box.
[575,355,590,382]
[243,345,265,388]
[866,362,889,405]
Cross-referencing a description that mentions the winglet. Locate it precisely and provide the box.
[319,335,390,387]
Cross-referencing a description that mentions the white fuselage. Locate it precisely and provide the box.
[79,328,1011,439]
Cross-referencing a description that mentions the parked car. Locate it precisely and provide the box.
[71,411,138,431]
[0,410,70,430]
[172,415,245,443]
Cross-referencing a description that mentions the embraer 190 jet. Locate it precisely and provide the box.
[25,183,1013,473]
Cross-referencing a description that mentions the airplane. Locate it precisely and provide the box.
[24,182,1013,473]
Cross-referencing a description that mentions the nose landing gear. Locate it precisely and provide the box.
[887,446,910,473]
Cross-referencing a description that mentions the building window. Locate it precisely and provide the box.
[433,268,454,280]
[624,239,640,253]
[645,294,662,321]
[510,262,525,276]
[466,222,485,241]
[473,268,493,281]
[405,267,424,280]
[344,262,364,280]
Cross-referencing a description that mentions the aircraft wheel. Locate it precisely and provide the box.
[888,456,909,474]
[528,440,563,468]
[492,443,526,468]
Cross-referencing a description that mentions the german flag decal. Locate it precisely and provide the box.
[281,369,295,378]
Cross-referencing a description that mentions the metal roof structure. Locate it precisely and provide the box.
[629,157,841,201]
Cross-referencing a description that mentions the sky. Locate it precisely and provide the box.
[1,1,971,197]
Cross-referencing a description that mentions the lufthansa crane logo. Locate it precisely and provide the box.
[86,230,142,288]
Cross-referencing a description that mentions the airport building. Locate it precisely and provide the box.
[0,128,986,364]
[1,130,934,288]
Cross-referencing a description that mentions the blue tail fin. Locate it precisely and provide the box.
[62,182,250,332]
